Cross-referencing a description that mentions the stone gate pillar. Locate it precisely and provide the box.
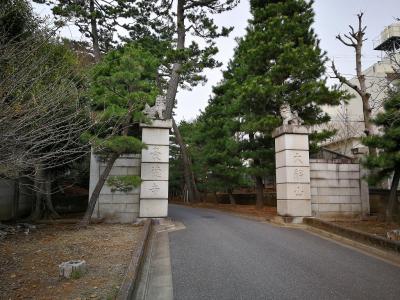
[139,119,172,217]
[272,125,311,223]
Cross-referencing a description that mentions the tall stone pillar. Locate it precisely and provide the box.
[140,119,172,217]
[272,125,311,223]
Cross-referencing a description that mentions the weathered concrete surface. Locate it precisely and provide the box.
[139,120,171,218]
[310,159,363,218]
[274,125,311,218]
[169,204,400,300]
[89,152,141,223]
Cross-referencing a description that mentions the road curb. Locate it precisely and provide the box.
[117,219,152,300]
[303,217,400,254]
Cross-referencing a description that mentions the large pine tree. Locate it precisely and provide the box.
[221,0,343,208]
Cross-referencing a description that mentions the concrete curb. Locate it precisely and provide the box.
[303,217,400,254]
[117,219,152,300]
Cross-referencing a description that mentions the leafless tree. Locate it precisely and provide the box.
[0,30,99,219]
[331,12,377,156]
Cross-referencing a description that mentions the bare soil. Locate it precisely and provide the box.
[175,202,277,220]
[332,220,400,238]
[0,223,143,300]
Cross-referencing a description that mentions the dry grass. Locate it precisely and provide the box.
[0,223,143,300]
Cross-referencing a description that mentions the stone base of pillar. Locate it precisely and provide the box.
[273,124,312,220]
[139,119,172,218]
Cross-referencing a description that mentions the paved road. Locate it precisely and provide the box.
[168,204,400,300]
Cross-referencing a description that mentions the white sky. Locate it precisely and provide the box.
[33,0,400,122]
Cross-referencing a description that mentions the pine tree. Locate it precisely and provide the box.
[224,0,343,208]
[193,78,248,204]
[140,0,239,203]
[33,0,147,61]
[363,86,400,222]
[79,43,159,226]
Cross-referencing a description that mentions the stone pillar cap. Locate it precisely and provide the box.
[272,124,310,138]
[140,119,172,129]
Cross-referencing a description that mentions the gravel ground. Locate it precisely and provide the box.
[0,223,143,300]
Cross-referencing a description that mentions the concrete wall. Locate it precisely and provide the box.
[90,152,141,223]
[310,159,363,219]
[0,178,33,221]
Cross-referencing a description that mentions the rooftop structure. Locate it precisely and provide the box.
[374,23,400,51]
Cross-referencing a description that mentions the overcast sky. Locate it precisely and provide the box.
[33,0,400,122]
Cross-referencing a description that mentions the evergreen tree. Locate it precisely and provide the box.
[363,86,400,222]
[142,0,239,203]
[223,0,343,208]
[192,79,248,204]
[33,0,147,61]
[79,43,159,226]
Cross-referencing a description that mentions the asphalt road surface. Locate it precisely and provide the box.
[168,204,400,300]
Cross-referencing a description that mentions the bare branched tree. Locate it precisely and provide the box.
[331,12,377,156]
[0,30,95,219]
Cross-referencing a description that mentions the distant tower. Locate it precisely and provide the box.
[374,23,400,80]
[374,23,400,52]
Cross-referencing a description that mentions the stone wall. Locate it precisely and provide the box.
[0,178,33,221]
[310,159,363,218]
[90,152,141,223]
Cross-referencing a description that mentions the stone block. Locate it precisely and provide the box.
[310,163,339,171]
[275,150,309,168]
[316,204,340,212]
[142,128,170,145]
[100,185,140,195]
[310,170,360,180]
[277,199,312,217]
[310,179,360,188]
[108,194,139,204]
[141,163,169,181]
[142,145,169,163]
[139,199,168,217]
[108,166,129,176]
[351,204,362,212]
[98,194,113,204]
[272,125,309,138]
[126,166,140,176]
[339,203,353,212]
[141,119,172,128]
[339,164,359,172]
[103,212,137,223]
[99,203,126,214]
[275,134,309,153]
[140,180,168,199]
[59,260,87,278]
[311,187,360,196]
[311,195,360,204]
[276,183,311,200]
[276,166,310,184]
[125,203,140,213]
[113,158,141,167]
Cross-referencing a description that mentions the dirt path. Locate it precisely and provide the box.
[0,223,143,300]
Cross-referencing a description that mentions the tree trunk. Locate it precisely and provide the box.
[228,190,236,205]
[165,0,185,118]
[172,118,200,203]
[386,169,400,222]
[89,0,101,62]
[79,152,119,228]
[44,174,60,219]
[356,41,376,156]
[12,177,19,221]
[255,176,264,209]
[30,164,44,221]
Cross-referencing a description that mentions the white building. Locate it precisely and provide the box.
[322,23,400,157]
